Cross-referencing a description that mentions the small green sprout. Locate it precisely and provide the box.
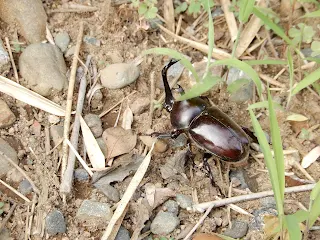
[131,0,158,19]
[288,23,315,45]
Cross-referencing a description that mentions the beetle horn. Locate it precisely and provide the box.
[162,59,179,112]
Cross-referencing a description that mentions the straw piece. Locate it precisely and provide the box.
[221,0,238,42]
[0,179,30,202]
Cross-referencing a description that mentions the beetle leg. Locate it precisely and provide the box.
[149,129,185,139]
[203,153,215,186]
[162,59,179,112]
[241,126,259,144]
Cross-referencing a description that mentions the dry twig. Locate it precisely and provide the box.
[221,0,238,42]
[0,202,17,232]
[61,21,84,178]
[5,37,19,83]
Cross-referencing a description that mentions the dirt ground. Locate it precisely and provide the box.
[0,0,320,239]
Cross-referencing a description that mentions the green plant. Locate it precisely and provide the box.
[288,23,315,45]
[311,41,320,57]
[131,0,158,19]
[0,202,4,215]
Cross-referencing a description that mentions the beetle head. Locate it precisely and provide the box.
[162,59,179,112]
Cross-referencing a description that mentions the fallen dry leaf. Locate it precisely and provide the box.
[121,105,133,130]
[286,113,309,122]
[301,146,320,168]
[145,183,156,207]
[192,233,223,240]
[102,126,137,159]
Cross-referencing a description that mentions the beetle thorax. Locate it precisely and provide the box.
[170,97,207,129]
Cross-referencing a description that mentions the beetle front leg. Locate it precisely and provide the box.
[149,129,185,139]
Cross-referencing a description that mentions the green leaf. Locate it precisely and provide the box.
[227,78,251,94]
[300,9,320,18]
[253,7,293,46]
[0,202,4,208]
[201,0,214,11]
[247,101,283,110]
[177,74,222,100]
[210,58,262,96]
[145,6,157,19]
[138,3,148,15]
[245,59,287,66]
[286,113,308,122]
[291,210,309,223]
[268,89,285,208]
[142,48,200,82]
[312,81,320,95]
[285,215,302,240]
[310,180,320,201]
[288,23,315,44]
[292,67,320,95]
[175,2,188,14]
[239,0,255,23]
[311,41,320,57]
[249,107,283,216]
[308,194,320,227]
[188,0,201,14]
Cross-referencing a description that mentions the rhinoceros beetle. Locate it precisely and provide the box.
[150,59,250,185]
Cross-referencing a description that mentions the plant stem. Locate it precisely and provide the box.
[231,22,243,58]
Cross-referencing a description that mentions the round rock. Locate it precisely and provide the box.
[115,226,130,240]
[101,63,139,89]
[223,220,248,239]
[54,32,70,53]
[74,168,89,182]
[19,43,67,96]
[0,0,47,43]
[150,211,180,235]
[176,194,193,209]
[45,209,67,235]
[84,114,103,138]
[19,179,33,195]
[163,200,179,216]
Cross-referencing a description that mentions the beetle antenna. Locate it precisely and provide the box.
[162,59,179,112]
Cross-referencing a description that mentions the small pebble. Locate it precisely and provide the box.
[115,226,130,240]
[176,194,193,209]
[0,39,10,73]
[163,200,179,216]
[150,211,180,235]
[0,138,18,177]
[74,169,89,181]
[54,32,70,53]
[48,115,60,124]
[249,208,278,230]
[227,67,253,103]
[83,36,101,46]
[223,220,248,239]
[154,140,168,153]
[130,97,150,115]
[0,100,16,128]
[76,200,113,224]
[84,114,103,138]
[19,179,33,195]
[45,209,67,235]
[101,63,139,89]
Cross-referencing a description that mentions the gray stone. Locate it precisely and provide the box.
[227,67,253,103]
[83,36,101,46]
[101,63,140,89]
[250,208,278,230]
[150,211,180,235]
[301,48,320,59]
[50,125,63,146]
[130,97,150,115]
[19,43,67,96]
[0,138,18,177]
[0,39,10,73]
[19,179,32,195]
[45,209,66,235]
[115,226,130,240]
[212,6,223,18]
[54,32,70,53]
[0,100,16,128]
[96,137,107,158]
[74,168,89,181]
[0,0,47,43]
[76,200,112,225]
[176,194,193,209]
[163,200,179,216]
[147,18,163,29]
[93,182,120,202]
[260,197,277,209]
[223,220,248,239]
[230,169,259,192]
[65,46,75,57]
[84,114,103,138]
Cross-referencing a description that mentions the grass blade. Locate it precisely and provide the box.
[308,195,320,227]
[253,7,293,46]
[310,180,320,201]
[239,0,255,23]
[247,101,283,110]
[142,48,200,82]
[287,49,294,107]
[249,108,283,216]
[300,9,320,18]
[211,58,262,96]
[204,0,214,77]
[245,59,287,66]
[268,89,285,205]
[292,66,320,95]
[285,215,302,240]
[178,74,221,100]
